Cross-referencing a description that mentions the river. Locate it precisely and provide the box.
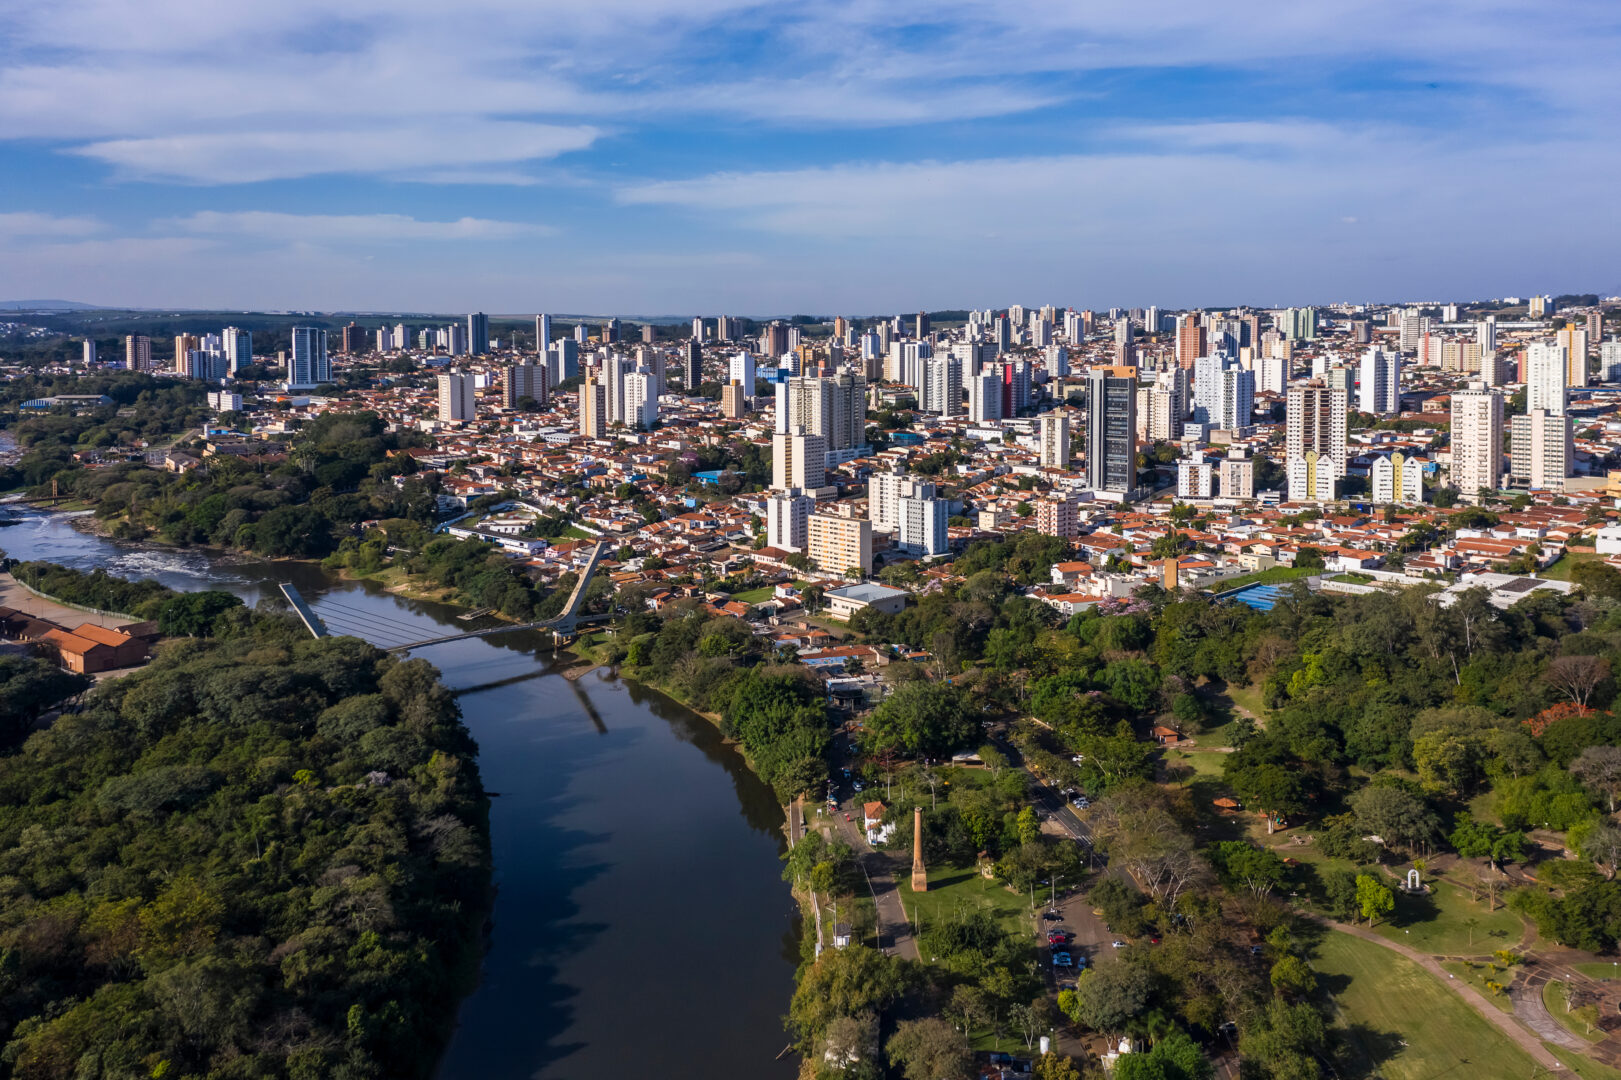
[0,509,801,1079]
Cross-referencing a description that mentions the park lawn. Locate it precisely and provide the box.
[1223,682,1268,726]
[1544,979,1607,1043]
[1370,876,1526,955]
[1551,1045,1621,1080]
[1573,962,1621,981]
[1440,960,1514,1013]
[900,863,1041,943]
[728,585,776,603]
[1313,931,1542,1080]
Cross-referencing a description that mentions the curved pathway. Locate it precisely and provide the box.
[1327,920,1565,1070]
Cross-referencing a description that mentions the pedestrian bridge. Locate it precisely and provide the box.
[282,539,611,651]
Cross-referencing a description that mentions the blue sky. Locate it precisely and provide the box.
[1,0,1617,314]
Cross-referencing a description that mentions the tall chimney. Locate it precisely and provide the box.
[911,806,928,892]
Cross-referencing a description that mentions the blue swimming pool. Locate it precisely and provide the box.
[1225,583,1287,610]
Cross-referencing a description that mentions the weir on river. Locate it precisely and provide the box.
[0,509,800,1080]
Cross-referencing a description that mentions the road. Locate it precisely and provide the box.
[822,796,919,960]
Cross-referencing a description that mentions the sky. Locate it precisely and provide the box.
[1,0,1618,315]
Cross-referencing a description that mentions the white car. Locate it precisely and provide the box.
[1111,940,1127,948]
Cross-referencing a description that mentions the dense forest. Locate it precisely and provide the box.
[0,611,491,1078]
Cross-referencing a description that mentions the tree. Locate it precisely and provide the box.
[864,682,980,758]
[1034,1052,1086,1080]
[1210,841,1288,899]
[1355,874,1394,927]
[1544,655,1609,710]
[1071,961,1151,1037]
[1114,1031,1212,1080]
[887,1017,971,1080]
[1349,783,1440,855]
[789,946,909,1049]
[1571,745,1621,814]
[1269,955,1317,998]
[156,589,245,637]
[1240,998,1326,1080]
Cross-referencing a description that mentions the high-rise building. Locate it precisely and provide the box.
[1602,340,1621,382]
[502,362,548,408]
[1358,347,1401,415]
[1587,310,1603,348]
[1558,327,1589,387]
[1000,360,1032,417]
[914,311,930,339]
[721,381,748,417]
[1257,354,1289,395]
[536,314,552,352]
[1528,295,1549,318]
[683,338,703,390]
[968,372,1002,423]
[467,312,489,355]
[1510,409,1573,491]
[641,324,656,345]
[1175,318,1205,368]
[895,486,948,556]
[446,322,468,357]
[766,489,813,551]
[1039,413,1071,467]
[574,322,589,345]
[605,317,622,344]
[435,372,475,422]
[783,373,866,451]
[286,328,329,390]
[221,327,252,375]
[806,513,871,575]
[1086,367,1137,496]
[623,371,658,430]
[1450,385,1504,498]
[580,374,606,438]
[81,339,96,366]
[1064,310,1083,342]
[1136,386,1181,442]
[1526,342,1569,415]
[547,339,580,385]
[921,357,963,416]
[728,352,756,393]
[1442,303,1460,323]
[1371,452,1425,504]
[1398,312,1427,354]
[1285,383,1348,468]
[339,323,364,354]
[772,428,827,490]
[691,316,706,342]
[1177,455,1214,498]
[1478,316,1497,356]
[1349,319,1371,344]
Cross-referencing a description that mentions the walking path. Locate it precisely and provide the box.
[1328,920,1564,1070]
[828,806,918,960]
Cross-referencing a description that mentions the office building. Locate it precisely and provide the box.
[1510,410,1573,490]
[580,374,606,438]
[682,338,703,390]
[1450,385,1504,498]
[806,513,872,575]
[1358,348,1401,415]
[772,429,827,491]
[1371,452,1424,504]
[766,489,813,551]
[286,327,329,390]
[437,372,476,422]
[466,312,489,356]
[1086,367,1137,496]
[1039,413,1071,467]
[1526,342,1569,415]
[502,362,548,408]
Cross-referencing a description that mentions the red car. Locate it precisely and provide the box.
[1047,931,1069,945]
[845,813,852,822]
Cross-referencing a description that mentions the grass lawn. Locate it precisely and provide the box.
[1313,931,1541,1080]
[1207,565,1321,592]
[1551,1045,1621,1080]
[728,585,776,603]
[1223,682,1268,725]
[1541,549,1602,582]
[899,863,1041,942]
[1331,572,1377,584]
[1574,962,1621,981]
[1544,979,1607,1043]
[1370,877,1526,955]
[1164,748,1227,779]
[1440,960,1515,1013]
[561,525,598,540]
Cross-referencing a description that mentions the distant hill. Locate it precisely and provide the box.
[0,299,101,311]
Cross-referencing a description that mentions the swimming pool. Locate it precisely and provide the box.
[1224,583,1287,610]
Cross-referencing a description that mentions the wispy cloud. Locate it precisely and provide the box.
[160,211,554,241]
[0,212,105,239]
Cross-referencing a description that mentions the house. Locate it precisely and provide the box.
[863,801,894,846]
[44,623,148,674]
[1152,725,1187,746]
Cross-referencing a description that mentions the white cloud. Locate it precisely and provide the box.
[160,211,554,242]
[75,122,599,184]
[0,212,105,239]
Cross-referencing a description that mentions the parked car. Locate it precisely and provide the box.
[1111,940,1127,949]
[1047,931,1069,945]
[1042,910,1062,922]
[1052,952,1073,967]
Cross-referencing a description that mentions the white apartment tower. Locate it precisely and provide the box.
[287,327,330,390]
[1358,347,1401,415]
[436,372,476,422]
[772,428,827,491]
[766,489,813,551]
[1450,385,1504,498]
[1526,342,1569,415]
[1039,413,1071,468]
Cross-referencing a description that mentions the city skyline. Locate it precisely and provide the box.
[2,2,1619,311]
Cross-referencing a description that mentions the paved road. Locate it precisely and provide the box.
[822,798,919,960]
